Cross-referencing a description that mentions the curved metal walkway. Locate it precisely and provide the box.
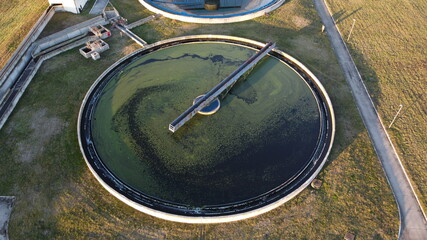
[314,0,427,239]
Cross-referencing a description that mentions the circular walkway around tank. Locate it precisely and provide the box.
[138,0,287,23]
[78,35,335,223]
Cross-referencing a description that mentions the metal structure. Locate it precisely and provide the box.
[79,39,110,59]
[169,42,275,132]
[115,23,147,46]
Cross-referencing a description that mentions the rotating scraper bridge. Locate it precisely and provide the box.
[169,42,275,132]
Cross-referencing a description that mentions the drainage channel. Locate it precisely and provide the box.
[0,35,98,129]
[0,5,160,130]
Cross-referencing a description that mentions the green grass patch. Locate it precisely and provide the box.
[327,0,427,211]
[0,0,48,69]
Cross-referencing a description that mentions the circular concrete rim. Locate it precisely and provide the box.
[138,0,287,24]
[78,35,335,224]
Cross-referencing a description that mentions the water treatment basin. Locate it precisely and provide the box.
[78,35,335,223]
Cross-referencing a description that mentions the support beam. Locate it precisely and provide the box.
[116,24,147,46]
[169,42,275,133]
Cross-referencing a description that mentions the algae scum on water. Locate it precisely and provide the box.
[91,43,321,206]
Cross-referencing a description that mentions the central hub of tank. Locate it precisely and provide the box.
[204,0,220,11]
[193,95,221,115]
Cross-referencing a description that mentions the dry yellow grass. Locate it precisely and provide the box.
[327,0,427,210]
[0,0,48,69]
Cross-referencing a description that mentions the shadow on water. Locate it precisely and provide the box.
[222,58,273,107]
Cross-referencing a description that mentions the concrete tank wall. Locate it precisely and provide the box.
[48,0,88,13]
[138,0,287,24]
[33,16,108,56]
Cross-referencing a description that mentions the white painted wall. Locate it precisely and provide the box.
[48,0,88,13]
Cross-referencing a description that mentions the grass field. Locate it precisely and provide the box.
[0,0,401,239]
[327,0,427,211]
[39,0,97,38]
[0,0,97,69]
[0,0,48,69]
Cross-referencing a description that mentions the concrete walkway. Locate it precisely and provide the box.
[89,0,109,15]
[314,0,427,239]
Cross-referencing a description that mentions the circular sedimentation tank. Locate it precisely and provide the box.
[138,0,287,23]
[78,35,335,223]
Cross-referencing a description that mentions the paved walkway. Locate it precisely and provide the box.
[314,0,427,239]
[89,0,109,15]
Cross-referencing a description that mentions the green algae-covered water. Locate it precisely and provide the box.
[91,42,320,206]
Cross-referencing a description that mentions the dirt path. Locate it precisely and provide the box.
[0,197,15,240]
[313,0,427,239]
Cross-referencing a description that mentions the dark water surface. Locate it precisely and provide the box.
[92,43,321,206]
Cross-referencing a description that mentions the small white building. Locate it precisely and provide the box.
[48,0,88,14]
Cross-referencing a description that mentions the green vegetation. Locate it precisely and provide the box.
[0,0,401,238]
[0,0,97,68]
[39,0,97,38]
[0,0,48,69]
[327,0,427,211]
